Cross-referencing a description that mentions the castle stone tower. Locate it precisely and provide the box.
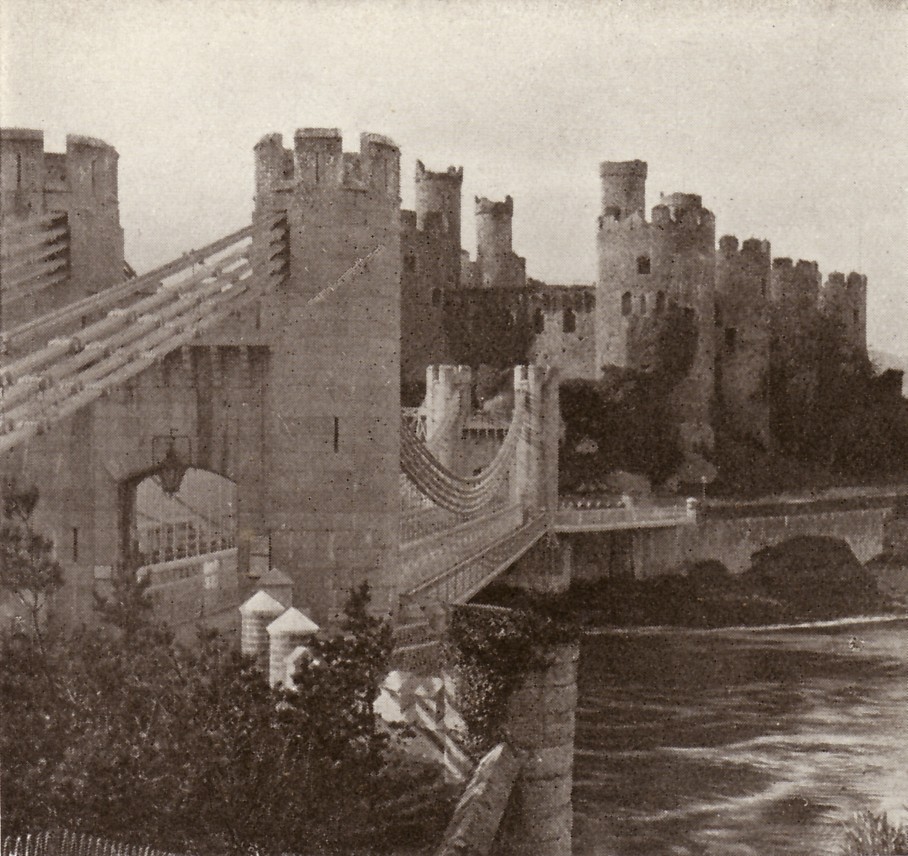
[715,235,772,447]
[821,271,867,355]
[475,195,526,289]
[599,160,647,222]
[415,160,462,254]
[399,162,463,387]
[0,129,124,326]
[252,128,402,623]
[596,163,717,465]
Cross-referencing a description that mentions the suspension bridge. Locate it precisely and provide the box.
[0,127,695,655]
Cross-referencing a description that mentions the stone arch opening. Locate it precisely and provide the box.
[129,468,237,567]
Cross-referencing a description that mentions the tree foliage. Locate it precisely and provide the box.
[1,519,453,856]
[0,478,63,639]
[560,371,682,490]
[442,291,531,370]
[768,310,908,479]
[446,596,579,757]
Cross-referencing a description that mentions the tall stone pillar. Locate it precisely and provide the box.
[496,643,579,856]
[423,364,472,473]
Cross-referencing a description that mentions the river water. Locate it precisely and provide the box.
[572,617,908,855]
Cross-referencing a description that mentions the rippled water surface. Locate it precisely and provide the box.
[572,618,908,855]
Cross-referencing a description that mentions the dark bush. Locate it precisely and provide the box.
[746,536,885,619]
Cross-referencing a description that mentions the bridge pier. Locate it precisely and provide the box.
[495,643,578,856]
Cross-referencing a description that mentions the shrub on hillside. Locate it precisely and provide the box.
[746,536,885,619]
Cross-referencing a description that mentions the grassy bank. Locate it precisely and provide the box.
[478,536,907,629]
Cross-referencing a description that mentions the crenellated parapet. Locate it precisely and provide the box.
[770,256,821,309]
[253,128,401,217]
[1,128,124,325]
[0,130,120,221]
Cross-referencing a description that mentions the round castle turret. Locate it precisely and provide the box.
[599,160,647,222]
[415,160,462,243]
[475,195,525,289]
[596,159,716,464]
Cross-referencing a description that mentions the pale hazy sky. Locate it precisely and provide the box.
[2,0,906,353]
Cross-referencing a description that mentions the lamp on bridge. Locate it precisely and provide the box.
[152,429,191,496]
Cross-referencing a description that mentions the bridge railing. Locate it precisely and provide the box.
[398,504,524,595]
[404,511,547,606]
[554,499,697,531]
[136,547,239,625]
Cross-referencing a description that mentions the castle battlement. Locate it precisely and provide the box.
[253,128,400,210]
[475,195,514,218]
[1,129,119,220]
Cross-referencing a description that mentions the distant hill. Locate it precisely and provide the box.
[870,348,908,396]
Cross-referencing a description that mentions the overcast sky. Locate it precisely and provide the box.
[2,0,905,354]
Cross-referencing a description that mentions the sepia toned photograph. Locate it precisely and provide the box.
[1,1,906,854]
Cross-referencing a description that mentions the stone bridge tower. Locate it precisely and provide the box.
[252,128,402,622]
[0,129,124,327]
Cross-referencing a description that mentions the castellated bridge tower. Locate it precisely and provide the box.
[715,235,772,448]
[596,161,717,461]
[475,195,527,289]
[252,128,401,623]
[0,129,124,327]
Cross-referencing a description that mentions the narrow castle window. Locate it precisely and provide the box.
[16,153,23,188]
[853,308,859,325]
[725,327,738,352]
[655,291,666,314]
[72,527,79,563]
[333,416,340,453]
[563,307,576,333]
[639,294,647,315]
[431,288,441,307]
[637,256,651,275]
[91,159,97,192]
[533,307,545,334]
[621,292,632,316]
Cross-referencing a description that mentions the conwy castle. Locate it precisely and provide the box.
[0,127,896,856]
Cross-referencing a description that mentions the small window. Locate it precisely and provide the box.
[621,292,632,316]
[72,527,79,563]
[639,294,647,315]
[637,256,651,275]
[563,307,576,333]
[404,254,416,274]
[725,327,737,352]
[333,416,340,453]
[853,308,859,325]
[533,307,545,334]
[431,288,441,307]
[655,291,666,314]
[16,153,23,188]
